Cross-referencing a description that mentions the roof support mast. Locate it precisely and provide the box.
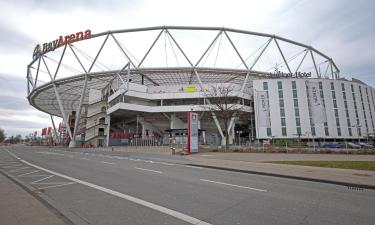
[166,28,226,140]
[41,45,73,140]
[69,34,109,148]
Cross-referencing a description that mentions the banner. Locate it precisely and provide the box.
[306,81,327,124]
[256,91,271,128]
[41,128,47,136]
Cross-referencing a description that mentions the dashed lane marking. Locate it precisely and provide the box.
[100,161,115,165]
[18,170,40,177]
[134,167,163,174]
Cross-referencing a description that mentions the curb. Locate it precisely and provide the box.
[187,163,375,190]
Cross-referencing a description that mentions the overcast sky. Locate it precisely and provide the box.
[0,0,374,138]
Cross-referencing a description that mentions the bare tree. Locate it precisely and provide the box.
[0,127,5,143]
[203,84,243,150]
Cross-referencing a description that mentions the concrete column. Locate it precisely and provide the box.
[106,115,111,147]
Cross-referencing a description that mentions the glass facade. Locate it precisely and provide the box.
[359,86,369,135]
[351,84,361,136]
[278,81,287,136]
[365,88,374,134]
[263,82,272,137]
[292,81,301,135]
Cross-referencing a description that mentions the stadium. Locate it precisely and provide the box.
[26,26,375,148]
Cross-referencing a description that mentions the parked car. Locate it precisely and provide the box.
[347,142,362,149]
[322,142,340,148]
[358,142,374,148]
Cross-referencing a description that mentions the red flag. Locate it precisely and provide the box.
[48,127,52,135]
[42,128,47,136]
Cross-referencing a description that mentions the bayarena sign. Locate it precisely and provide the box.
[33,29,91,60]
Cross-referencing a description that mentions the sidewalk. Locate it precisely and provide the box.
[185,153,375,189]
[0,172,68,225]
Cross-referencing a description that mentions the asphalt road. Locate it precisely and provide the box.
[1,146,374,225]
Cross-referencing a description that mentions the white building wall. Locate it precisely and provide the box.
[254,78,375,139]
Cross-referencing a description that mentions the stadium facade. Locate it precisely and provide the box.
[26,26,375,148]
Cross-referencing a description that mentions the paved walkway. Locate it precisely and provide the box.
[0,172,67,225]
[185,153,375,188]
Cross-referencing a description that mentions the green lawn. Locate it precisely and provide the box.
[266,161,375,171]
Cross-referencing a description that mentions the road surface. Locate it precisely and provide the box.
[1,146,374,225]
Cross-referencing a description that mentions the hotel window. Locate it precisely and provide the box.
[282,127,287,136]
[292,81,301,135]
[263,81,271,136]
[263,82,268,91]
[359,86,369,133]
[351,84,361,137]
[366,88,374,132]
[292,90,297,98]
[279,81,287,136]
[277,81,282,89]
[280,108,285,117]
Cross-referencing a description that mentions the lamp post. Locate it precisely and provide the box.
[352,124,362,144]
[236,130,243,146]
[305,131,315,152]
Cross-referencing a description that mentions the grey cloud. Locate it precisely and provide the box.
[0,23,36,53]
[5,0,139,12]
[261,0,375,86]
[0,73,27,98]
[0,96,30,110]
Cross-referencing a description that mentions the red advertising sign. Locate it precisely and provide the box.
[41,128,47,136]
[33,29,91,60]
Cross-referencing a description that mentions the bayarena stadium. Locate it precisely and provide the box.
[27,26,375,149]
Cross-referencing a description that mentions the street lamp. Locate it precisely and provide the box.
[236,130,243,146]
[352,124,362,144]
[305,131,315,152]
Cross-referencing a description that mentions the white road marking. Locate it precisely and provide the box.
[38,182,75,190]
[80,157,90,160]
[184,165,203,169]
[200,179,267,192]
[18,170,40,177]
[10,167,30,172]
[36,152,65,156]
[4,164,23,168]
[19,159,211,225]
[134,167,163,174]
[31,175,54,184]
[100,161,115,165]
[6,150,20,159]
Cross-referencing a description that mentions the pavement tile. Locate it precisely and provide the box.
[0,172,67,225]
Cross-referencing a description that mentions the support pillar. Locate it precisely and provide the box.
[106,115,111,147]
